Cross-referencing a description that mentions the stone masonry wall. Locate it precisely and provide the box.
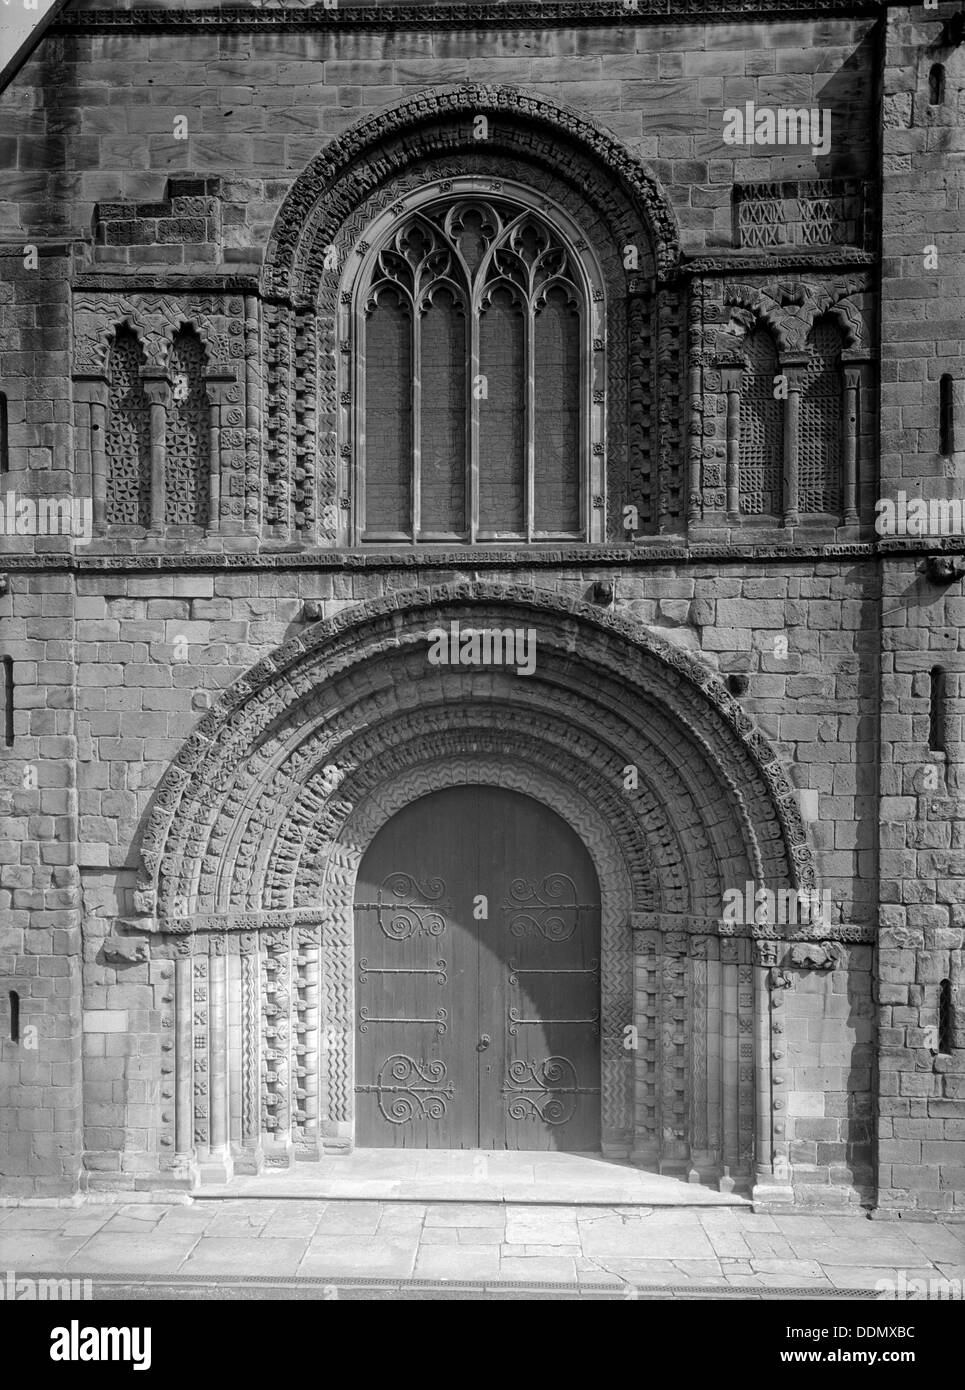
[876,4,965,1216]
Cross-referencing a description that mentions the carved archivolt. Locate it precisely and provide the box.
[134,582,818,930]
[718,275,872,358]
[264,84,680,303]
[72,291,245,373]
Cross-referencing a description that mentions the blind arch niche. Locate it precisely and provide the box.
[340,178,608,545]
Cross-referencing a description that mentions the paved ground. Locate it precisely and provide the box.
[204,1149,748,1205]
[2,1199,964,1295]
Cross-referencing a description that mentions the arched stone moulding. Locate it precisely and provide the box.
[264,85,679,303]
[259,84,683,539]
[136,585,817,925]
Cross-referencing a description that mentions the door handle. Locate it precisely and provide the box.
[477,1033,491,1051]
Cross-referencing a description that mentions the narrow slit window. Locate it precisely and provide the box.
[930,64,946,106]
[0,392,8,474]
[9,990,19,1044]
[1,657,12,748]
[940,374,954,455]
[938,978,953,1054]
[929,666,946,753]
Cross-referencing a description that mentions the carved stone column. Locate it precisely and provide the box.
[841,356,865,526]
[751,939,794,1208]
[204,372,236,533]
[199,934,233,1183]
[72,374,109,529]
[141,369,171,531]
[780,360,807,528]
[173,943,199,1186]
[720,363,744,524]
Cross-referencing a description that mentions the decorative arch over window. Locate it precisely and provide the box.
[105,326,151,528]
[800,317,843,516]
[342,180,607,545]
[738,327,783,519]
[165,327,210,527]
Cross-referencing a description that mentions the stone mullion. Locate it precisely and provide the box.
[412,300,421,541]
[525,297,535,543]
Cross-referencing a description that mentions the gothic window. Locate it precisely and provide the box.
[800,317,843,515]
[738,327,782,518]
[165,328,210,527]
[356,198,589,543]
[105,327,151,527]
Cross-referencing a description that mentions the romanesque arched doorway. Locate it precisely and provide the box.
[354,786,602,1150]
[132,582,821,1203]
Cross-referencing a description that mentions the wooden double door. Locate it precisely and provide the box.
[354,786,601,1149]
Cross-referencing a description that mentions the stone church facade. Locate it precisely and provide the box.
[0,0,963,1215]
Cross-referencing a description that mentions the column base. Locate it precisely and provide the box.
[231,1144,265,1177]
[261,1137,296,1170]
[751,1177,795,1211]
[197,1148,235,1186]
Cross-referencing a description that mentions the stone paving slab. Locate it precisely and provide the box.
[3,1198,964,1295]
[63,1234,202,1275]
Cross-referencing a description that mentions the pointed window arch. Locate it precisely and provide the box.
[348,188,603,544]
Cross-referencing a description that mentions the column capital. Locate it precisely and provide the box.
[778,356,809,385]
[718,362,744,393]
[72,372,109,406]
[140,369,172,406]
